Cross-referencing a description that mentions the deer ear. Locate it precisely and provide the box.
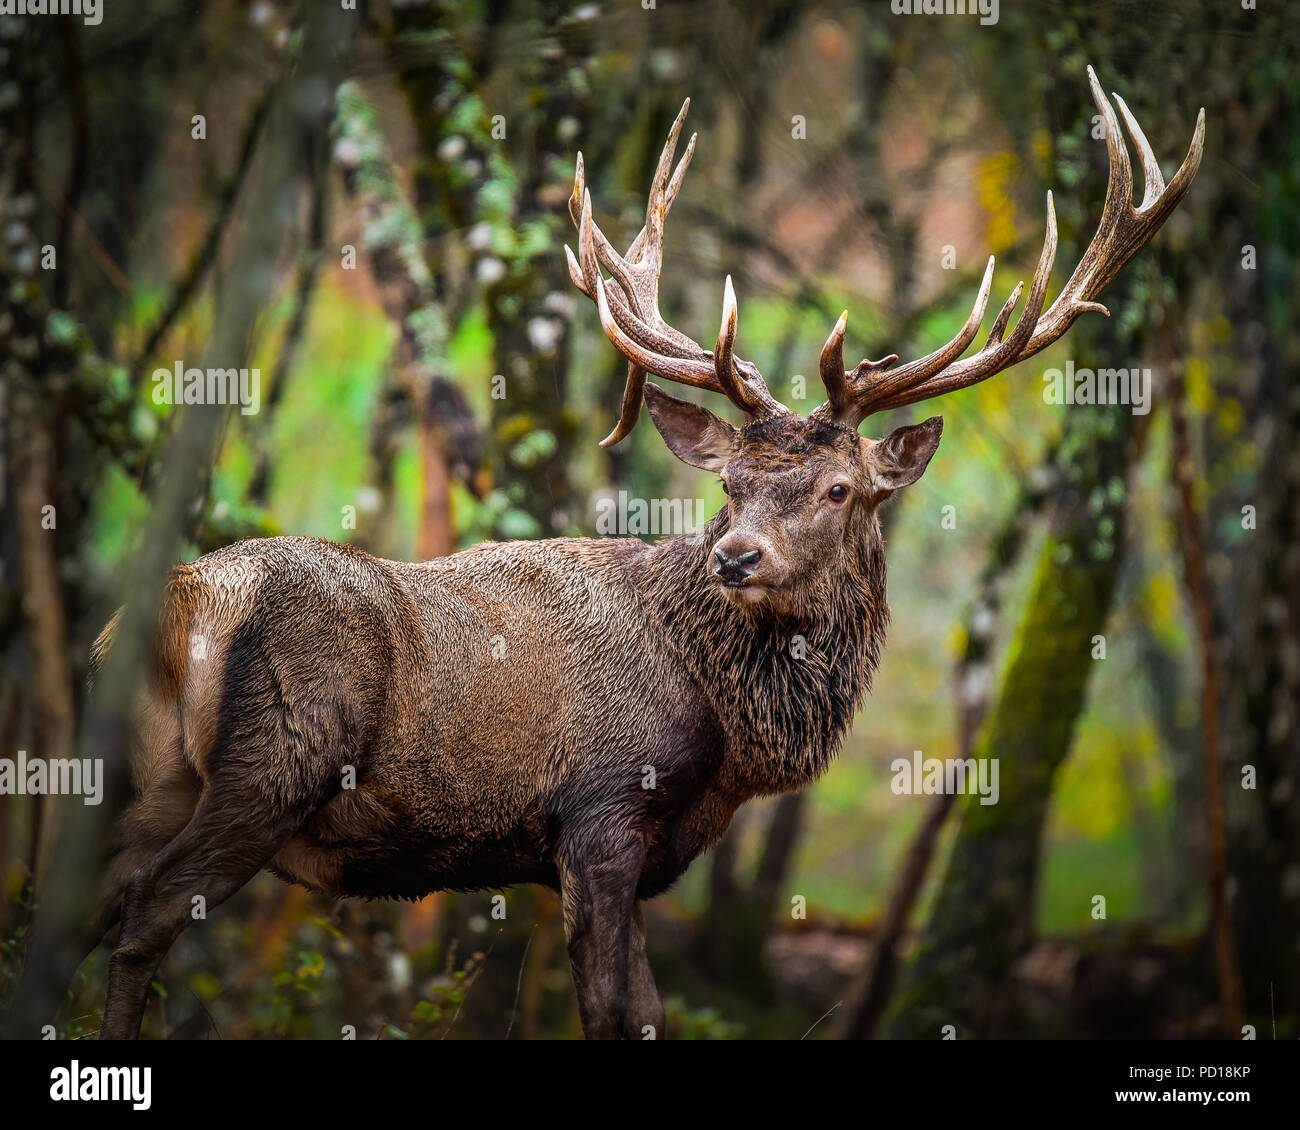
[643,383,738,471]
[866,415,943,494]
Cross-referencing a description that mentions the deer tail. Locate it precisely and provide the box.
[88,564,203,697]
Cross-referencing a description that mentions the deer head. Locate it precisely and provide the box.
[568,71,1204,619]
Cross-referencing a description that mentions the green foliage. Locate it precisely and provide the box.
[663,996,746,1041]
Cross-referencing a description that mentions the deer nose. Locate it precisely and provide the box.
[713,546,763,584]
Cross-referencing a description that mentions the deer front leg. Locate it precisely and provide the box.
[626,902,665,1039]
[558,836,644,1040]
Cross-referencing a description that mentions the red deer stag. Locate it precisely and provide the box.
[95,68,1202,1039]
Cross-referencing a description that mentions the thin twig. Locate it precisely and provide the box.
[801,1000,842,1040]
[186,985,223,1040]
[505,925,537,1040]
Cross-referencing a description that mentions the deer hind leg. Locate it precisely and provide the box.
[76,691,200,965]
[94,762,202,950]
[100,786,308,1040]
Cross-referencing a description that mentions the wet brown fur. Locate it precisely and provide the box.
[95,405,939,1039]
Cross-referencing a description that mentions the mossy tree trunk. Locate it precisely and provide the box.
[885,373,1147,1038]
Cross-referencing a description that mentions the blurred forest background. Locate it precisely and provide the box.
[1,0,1297,1040]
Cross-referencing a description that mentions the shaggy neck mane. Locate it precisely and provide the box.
[641,507,889,794]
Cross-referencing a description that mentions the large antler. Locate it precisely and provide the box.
[813,67,1206,429]
[567,99,788,446]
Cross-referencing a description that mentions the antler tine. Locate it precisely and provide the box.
[819,311,850,416]
[1092,64,1134,231]
[884,255,997,387]
[636,98,694,265]
[663,130,697,217]
[815,67,1204,426]
[715,275,758,410]
[982,191,1055,364]
[566,101,787,444]
[599,362,648,448]
[1113,92,1164,209]
[983,280,1023,347]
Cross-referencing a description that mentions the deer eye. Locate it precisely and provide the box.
[720,478,729,496]
[827,483,850,503]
